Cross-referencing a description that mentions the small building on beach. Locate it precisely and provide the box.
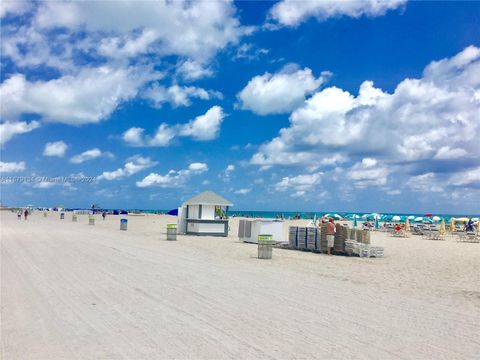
[177,191,233,237]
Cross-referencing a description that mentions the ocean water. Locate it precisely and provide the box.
[130,209,478,222]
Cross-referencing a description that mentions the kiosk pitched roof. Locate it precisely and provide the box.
[182,191,233,206]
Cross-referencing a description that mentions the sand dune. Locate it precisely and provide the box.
[1,212,479,359]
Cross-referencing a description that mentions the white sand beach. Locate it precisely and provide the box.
[1,211,479,359]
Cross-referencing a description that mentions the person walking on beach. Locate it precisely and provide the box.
[17,209,22,220]
[102,211,106,221]
[326,217,336,256]
[466,219,474,232]
[23,209,28,220]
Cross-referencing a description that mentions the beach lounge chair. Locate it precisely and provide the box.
[423,231,444,241]
[457,232,480,243]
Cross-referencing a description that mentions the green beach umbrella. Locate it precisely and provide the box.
[353,216,358,228]
[374,217,380,230]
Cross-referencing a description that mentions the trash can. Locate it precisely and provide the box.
[89,215,95,225]
[72,214,77,222]
[258,234,273,259]
[167,224,177,241]
[43,211,47,217]
[120,218,128,231]
[60,213,65,220]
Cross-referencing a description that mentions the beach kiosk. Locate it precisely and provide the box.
[238,219,285,244]
[177,191,232,237]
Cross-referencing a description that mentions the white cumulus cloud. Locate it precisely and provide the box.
[32,0,247,62]
[1,67,156,125]
[179,106,225,141]
[433,146,469,160]
[449,167,480,187]
[237,66,330,115]
[268,0,407,28]
[347,158,390,188]
[136,162,208,188]
[142,84,222,108]
[98,156,157,181]
[175,60,214,81]
[251,46,480,192]
[70,148,113,164]
[43,141,68,157]
[0,0,32,18]
[406,173,444,193]
[123,106,226,146]
[0,161,26,172]
[0,120,40,145]
[275,172,322,192]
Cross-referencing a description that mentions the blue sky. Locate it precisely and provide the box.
[1,0,479,214]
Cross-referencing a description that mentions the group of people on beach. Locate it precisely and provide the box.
[17,209,29,220]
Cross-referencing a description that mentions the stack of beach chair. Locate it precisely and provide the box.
[307,227,320,251]
[288,226,321,251]
[345,239,384,258]
[348,229,371,244]
[334,224,348,253]
[344,240,356,254]
[288,226,298,248]
[288,225,383,257]
[297,227,307,249]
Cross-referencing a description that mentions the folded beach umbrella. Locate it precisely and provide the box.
[353,216,358,228]
[405,218,410,231]
[449,218,455,232]
[439,218,446,235]
[374,217,380,229]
